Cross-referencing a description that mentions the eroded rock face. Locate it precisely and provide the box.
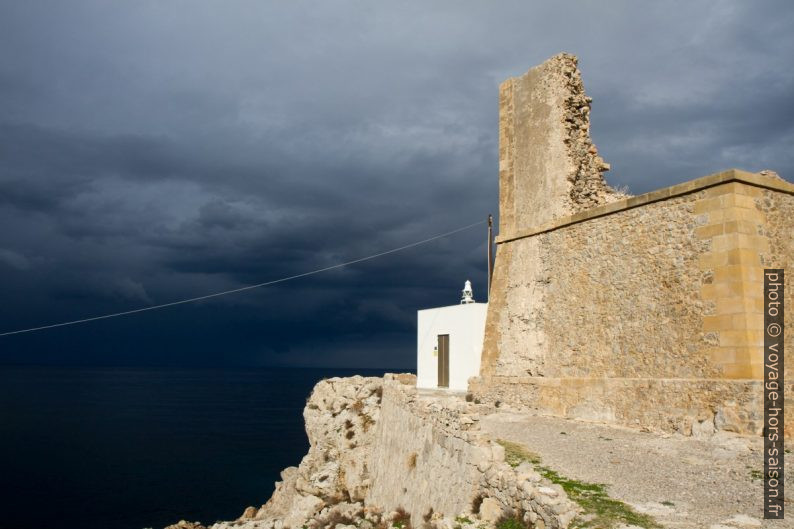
[299,375,383,503]
[172,375,580,529]
[231,375,384,528]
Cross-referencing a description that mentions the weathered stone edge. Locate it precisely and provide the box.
[496,169,794,244]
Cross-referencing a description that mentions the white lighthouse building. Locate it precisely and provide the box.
[416,280,488,392]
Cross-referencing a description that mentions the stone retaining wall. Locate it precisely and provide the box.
[367,377,579,527]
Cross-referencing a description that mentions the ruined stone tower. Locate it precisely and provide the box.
[498,53,623,235]
[475,53,794,438]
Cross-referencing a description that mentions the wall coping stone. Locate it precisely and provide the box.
[496,169,794,245]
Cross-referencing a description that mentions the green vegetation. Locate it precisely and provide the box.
[660,501,675,507]
[496,440,662,529]
[749,469,763,481]
[455,516,472,524]
[500,439,542,467]
[495,517,525,529]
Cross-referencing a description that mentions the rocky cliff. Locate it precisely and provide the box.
[166,374,579,529]
[165,373,782,529]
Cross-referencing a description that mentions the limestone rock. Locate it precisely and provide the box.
[691,417,715,438]
[758,169,783,181]
[282,494,324,529]
[537,486,558,498]
[478,497,506,523]
[165,521,206,529]
[714,406,742,433]
[722,514,762,527]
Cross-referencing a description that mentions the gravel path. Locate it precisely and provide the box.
[480,411,792,528]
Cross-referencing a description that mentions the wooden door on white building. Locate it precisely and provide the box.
[437,334,449,388]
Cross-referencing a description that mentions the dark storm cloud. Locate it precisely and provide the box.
[1,1,792,367]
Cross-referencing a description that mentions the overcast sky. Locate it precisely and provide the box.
[1,1,792,368]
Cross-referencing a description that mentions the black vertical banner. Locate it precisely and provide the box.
[764,269,784,519]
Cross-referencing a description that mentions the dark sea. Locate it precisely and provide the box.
[0,366,398,529]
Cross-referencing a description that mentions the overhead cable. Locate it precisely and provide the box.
[0,219,486,337]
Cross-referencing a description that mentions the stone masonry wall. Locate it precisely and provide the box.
[758,186,794,384]
[477,171,794,437]
[366,381,487,521]
[487,189,711,380]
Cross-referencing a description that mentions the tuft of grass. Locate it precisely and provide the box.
[750,469,763,481]
[499,439,541,467]
[660,501,675,507]
[455,515,472,524]
[496,440,661,529]
[495,516,526,529]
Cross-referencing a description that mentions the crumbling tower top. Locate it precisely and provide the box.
[498,53,624,234]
